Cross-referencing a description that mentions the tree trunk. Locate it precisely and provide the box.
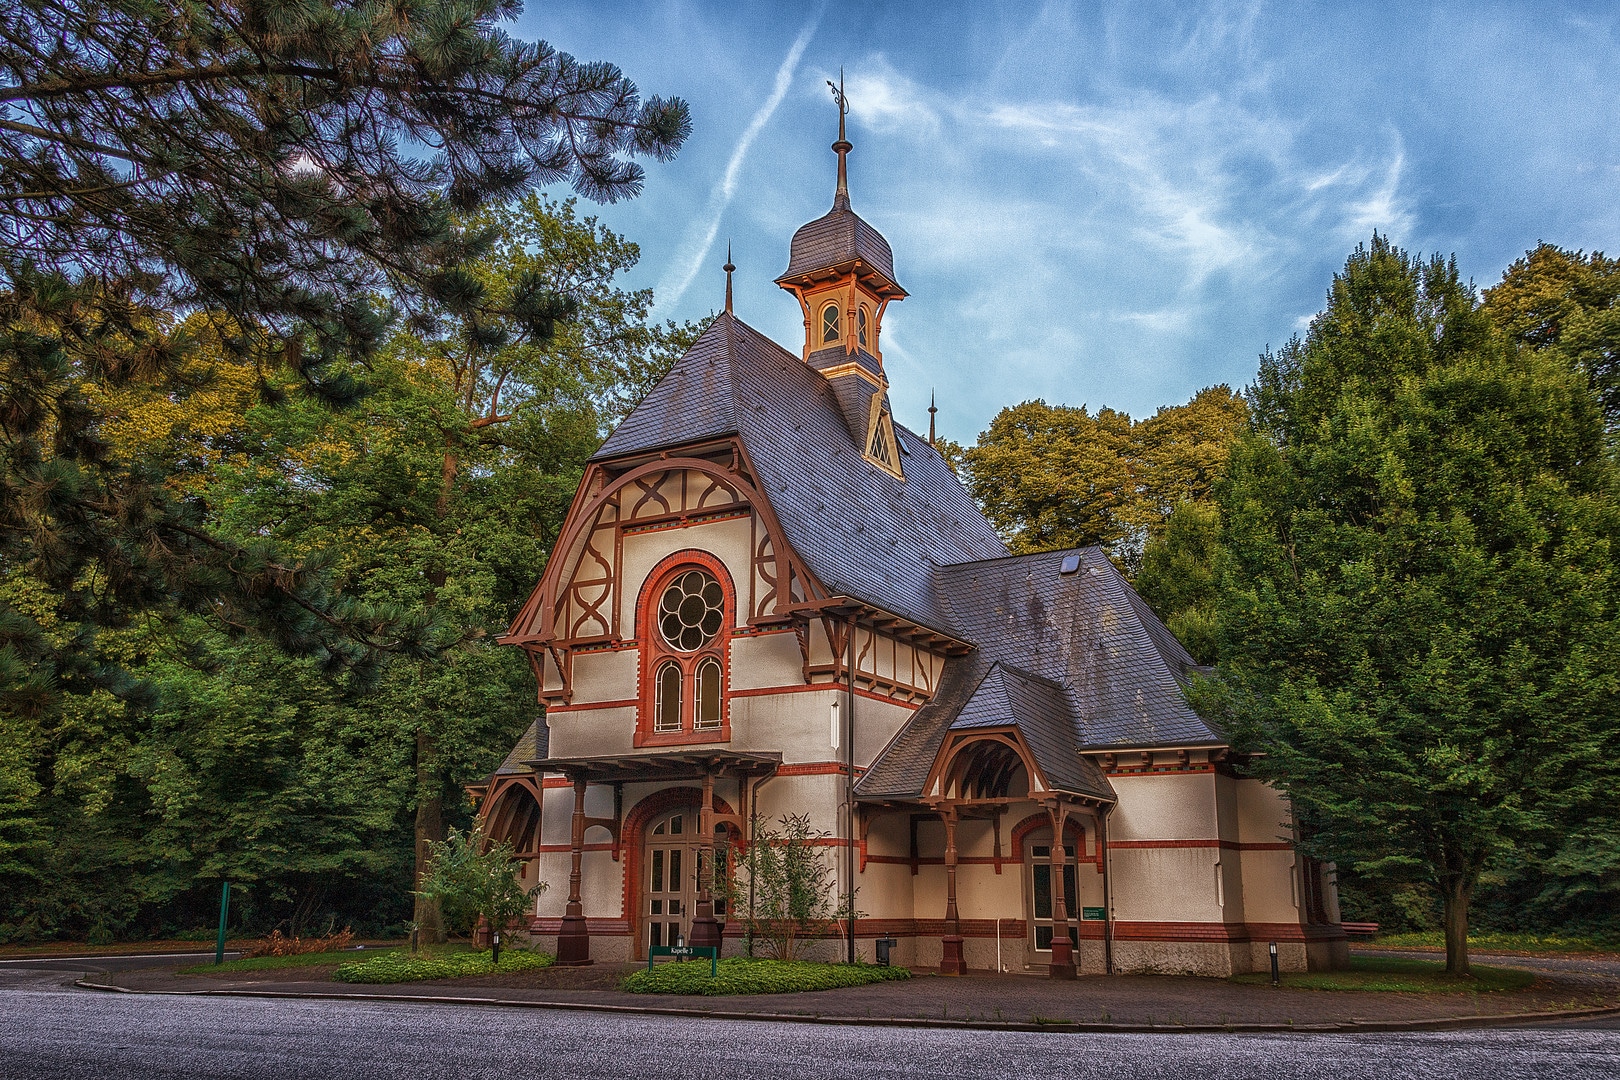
[412,729,446,947]
[1441,876,1471,976]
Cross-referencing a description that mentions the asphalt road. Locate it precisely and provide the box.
[2,962,1618,1080]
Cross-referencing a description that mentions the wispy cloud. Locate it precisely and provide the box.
[654,12,821,310]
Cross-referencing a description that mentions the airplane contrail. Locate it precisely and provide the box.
[655,10,823,311]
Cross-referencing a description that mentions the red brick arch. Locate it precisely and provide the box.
[1010,812,1085,864]
[621,786,738,959]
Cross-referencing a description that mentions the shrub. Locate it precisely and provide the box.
[726,814,857,961]
[416,826,545,946]
[332,947,553,984]
[241,928,354,959]
[621,957,911,996]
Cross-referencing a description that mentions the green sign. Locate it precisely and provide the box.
[1082,907,1106,921]
[648,944,718,976]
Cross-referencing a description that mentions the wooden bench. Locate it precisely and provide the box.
[1341,921,1380,937]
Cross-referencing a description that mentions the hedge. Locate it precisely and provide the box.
[333,948,554,984]
[621,958,912,996]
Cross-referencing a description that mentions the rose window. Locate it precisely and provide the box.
[658,570,725,651]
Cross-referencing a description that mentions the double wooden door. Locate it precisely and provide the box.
[645,810,699,950]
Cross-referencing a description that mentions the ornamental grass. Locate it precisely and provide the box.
[621,957,911,996]
[240,928,354,959]
[333,948,554,984]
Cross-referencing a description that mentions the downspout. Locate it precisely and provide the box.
[846,613,857,965]
[1101,802,1115,976]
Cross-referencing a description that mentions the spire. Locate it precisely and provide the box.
[723,241,735,315]
[827,70,851,211]
[928,391,937,447]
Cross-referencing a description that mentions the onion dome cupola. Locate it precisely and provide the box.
[775,75,907,374]
[776,74,908,479]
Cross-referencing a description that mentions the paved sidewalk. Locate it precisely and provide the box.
[65,950,1620,1033]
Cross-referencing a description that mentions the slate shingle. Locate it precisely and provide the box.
[594,313,1008,631]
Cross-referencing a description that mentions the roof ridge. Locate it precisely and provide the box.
[934,545,1105,571]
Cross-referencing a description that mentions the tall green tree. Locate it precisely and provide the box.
[201,196,699,942]
[1201,236,1620,975]
[1132,500,1222,664]
[965,400,1137,555]
[963,387,1244,569]
[1483,244,1620,433]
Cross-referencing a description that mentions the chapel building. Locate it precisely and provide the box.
[475,112,1347,977]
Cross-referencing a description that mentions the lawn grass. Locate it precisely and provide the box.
[181,948,400,975]
[332,947,554,984]
[1368,931,1618,955]
[1230,954,1535,993]
[621,957,912,996]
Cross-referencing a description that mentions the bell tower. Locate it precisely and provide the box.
[775,75,909,479]
[775,74,907,375]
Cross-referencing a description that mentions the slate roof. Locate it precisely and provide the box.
[494,718,548,776]
[777,203,901,290]
[949,663,1114,801]
[594,313,1009,631]
[856,547,1222,801]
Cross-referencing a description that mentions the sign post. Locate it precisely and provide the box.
[647,944,718,977]
[214,881,230,966]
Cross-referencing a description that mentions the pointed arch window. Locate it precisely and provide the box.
[857,306,869,348]
[821,303,841,345]
[637,555,734,747]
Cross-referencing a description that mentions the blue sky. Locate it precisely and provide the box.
[514,1,1620,444]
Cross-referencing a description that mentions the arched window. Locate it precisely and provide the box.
[821,303,841,345]
[857,306,868,348]
[696,659,722,729]
[655,662,682,732]
[637,556,734,747]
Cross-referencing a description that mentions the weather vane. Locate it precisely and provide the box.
[827,68,851,208]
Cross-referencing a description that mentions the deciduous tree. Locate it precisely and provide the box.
[1200,236,1620,975]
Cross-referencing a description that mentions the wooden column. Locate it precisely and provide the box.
[940,808,966,975]
[1048,802,1076,978]
[556,777,592,965]
[689,769,723,950]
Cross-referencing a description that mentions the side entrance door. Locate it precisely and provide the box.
[1028,839,1078,954]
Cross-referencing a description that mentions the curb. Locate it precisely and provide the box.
[71,979,1620,1035]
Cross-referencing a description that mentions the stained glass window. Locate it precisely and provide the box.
[659,571,724,651]
[655,662,681,731]
[696,658,722,728]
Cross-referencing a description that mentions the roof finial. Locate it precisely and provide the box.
[723,241,735,315]
[928,390,938,447]
[827,69,851,211]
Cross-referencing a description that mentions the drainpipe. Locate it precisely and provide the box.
[846,613,857,965]
[1100,802,1115,975]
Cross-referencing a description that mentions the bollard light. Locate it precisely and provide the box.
[1269,941,1279,986]
[492,930,501,967]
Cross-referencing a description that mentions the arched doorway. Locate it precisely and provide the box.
[642,808,733,951]
[1022,825,1080,955]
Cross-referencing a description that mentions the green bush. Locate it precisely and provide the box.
[333,948,553,984]
[621,957,911,996]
